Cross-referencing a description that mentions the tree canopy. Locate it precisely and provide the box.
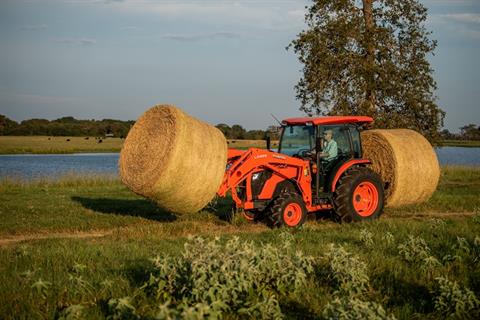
[289,0,445,142]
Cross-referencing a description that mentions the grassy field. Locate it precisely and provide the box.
[0,166,479,319]
[0,136,278,154]
[0,136,123,154]
[439,140,480,148]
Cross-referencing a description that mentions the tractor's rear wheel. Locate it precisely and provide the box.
[333,167,384,222]
[269,192,307,228]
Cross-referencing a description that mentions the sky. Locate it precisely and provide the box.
[0,0,479,132]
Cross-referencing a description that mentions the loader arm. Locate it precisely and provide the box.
[217,148,314,210]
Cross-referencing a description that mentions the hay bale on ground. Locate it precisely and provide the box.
[360,129,440,208]
[119,105,227,214]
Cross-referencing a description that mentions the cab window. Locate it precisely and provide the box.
[348,125,361,158]
[319,125,352,157]
[278,125,314,156]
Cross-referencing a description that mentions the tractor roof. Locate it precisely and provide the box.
[282,116,373,126]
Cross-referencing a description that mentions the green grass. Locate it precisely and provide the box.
[0,136,124,154]
[440,140,480,148]
[0,166,479,319]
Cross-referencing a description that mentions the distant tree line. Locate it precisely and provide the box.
[440,124,480,141]
[0,114,281,140]
[0,115,134,138]
[215,124,280,140]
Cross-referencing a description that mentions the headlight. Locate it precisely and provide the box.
[252,173,261,180]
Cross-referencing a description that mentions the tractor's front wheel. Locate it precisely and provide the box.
[269,192,307,228]
[333,167,384,222]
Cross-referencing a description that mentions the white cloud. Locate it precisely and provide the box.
[55,37,97,46]
[97,0,307,31]
[428,13,480,40]
[160,32,240,41]
[20,24,48,31]
[438,13,480,24]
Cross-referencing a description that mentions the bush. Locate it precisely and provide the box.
[108,234,314,319]
[324,244,370,296]
[322,297,396,320]
[432,276,479,319]
[398,235,430,263]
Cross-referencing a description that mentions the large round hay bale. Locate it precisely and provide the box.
[119,105,227,214]
[360,129,440,207]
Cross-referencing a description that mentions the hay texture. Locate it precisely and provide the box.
[119,105,227,214]
[360,129,440,207]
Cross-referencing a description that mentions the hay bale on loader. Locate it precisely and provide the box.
[361,129,440,208]
[119,105,227,214]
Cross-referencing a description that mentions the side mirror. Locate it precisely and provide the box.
[266,136,271,150]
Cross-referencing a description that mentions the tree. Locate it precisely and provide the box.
[230,125,247,139]
[460,124,480,140]
[0,115,19,135]
[289,0,445,142]
[215,124,232,138]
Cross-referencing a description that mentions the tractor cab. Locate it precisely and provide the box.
[278,116,372,193]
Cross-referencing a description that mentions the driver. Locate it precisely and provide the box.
[319,130,338,161]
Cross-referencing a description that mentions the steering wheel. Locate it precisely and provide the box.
[293,148,312,158]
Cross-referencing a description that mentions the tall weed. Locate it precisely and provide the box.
[431,276,479,319]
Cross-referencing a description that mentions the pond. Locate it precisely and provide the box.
[0,147,479,180]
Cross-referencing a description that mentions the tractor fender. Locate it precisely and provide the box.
[330,159,371,192]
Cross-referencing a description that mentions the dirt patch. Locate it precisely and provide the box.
[0,230,112,247]
[385,212,476,219]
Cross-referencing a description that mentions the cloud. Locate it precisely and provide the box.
[437,13,480,24]
[98,0,307,31]
[20,24,48,31]
[55,37,97,46]
[120,26,140,31]
[429,13,480,40]
[161,32,240,42]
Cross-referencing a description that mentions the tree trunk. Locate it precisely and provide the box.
[362,0,376,115]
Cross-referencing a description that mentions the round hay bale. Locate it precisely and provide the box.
[119,105,227,214]
[360,129,440,207]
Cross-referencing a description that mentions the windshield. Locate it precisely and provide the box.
[278,125,314,156]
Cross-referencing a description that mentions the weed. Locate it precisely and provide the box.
[31,278,52,300]
[58,304,84,320]
[381,232,395,246]
[398,235,430,263]
[432,276,479,319]
[360,229,374,247]
[108,296,138,320]
[107,234,313,319]
[324,244,370,296]
[322,297,396,320]
[429,218,447,231]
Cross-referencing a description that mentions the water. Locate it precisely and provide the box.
[435,147,480,166]
[0,147,478,180]
[0,153,119,180]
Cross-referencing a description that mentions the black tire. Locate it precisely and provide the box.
[269,192,307,228]
[333,167,384,222]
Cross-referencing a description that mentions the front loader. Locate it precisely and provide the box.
[216,116,384,227]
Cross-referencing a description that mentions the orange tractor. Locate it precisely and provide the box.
[217,116,384,227]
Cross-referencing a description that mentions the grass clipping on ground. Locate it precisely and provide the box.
[361,129,440,207]
[119,105,227,214]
